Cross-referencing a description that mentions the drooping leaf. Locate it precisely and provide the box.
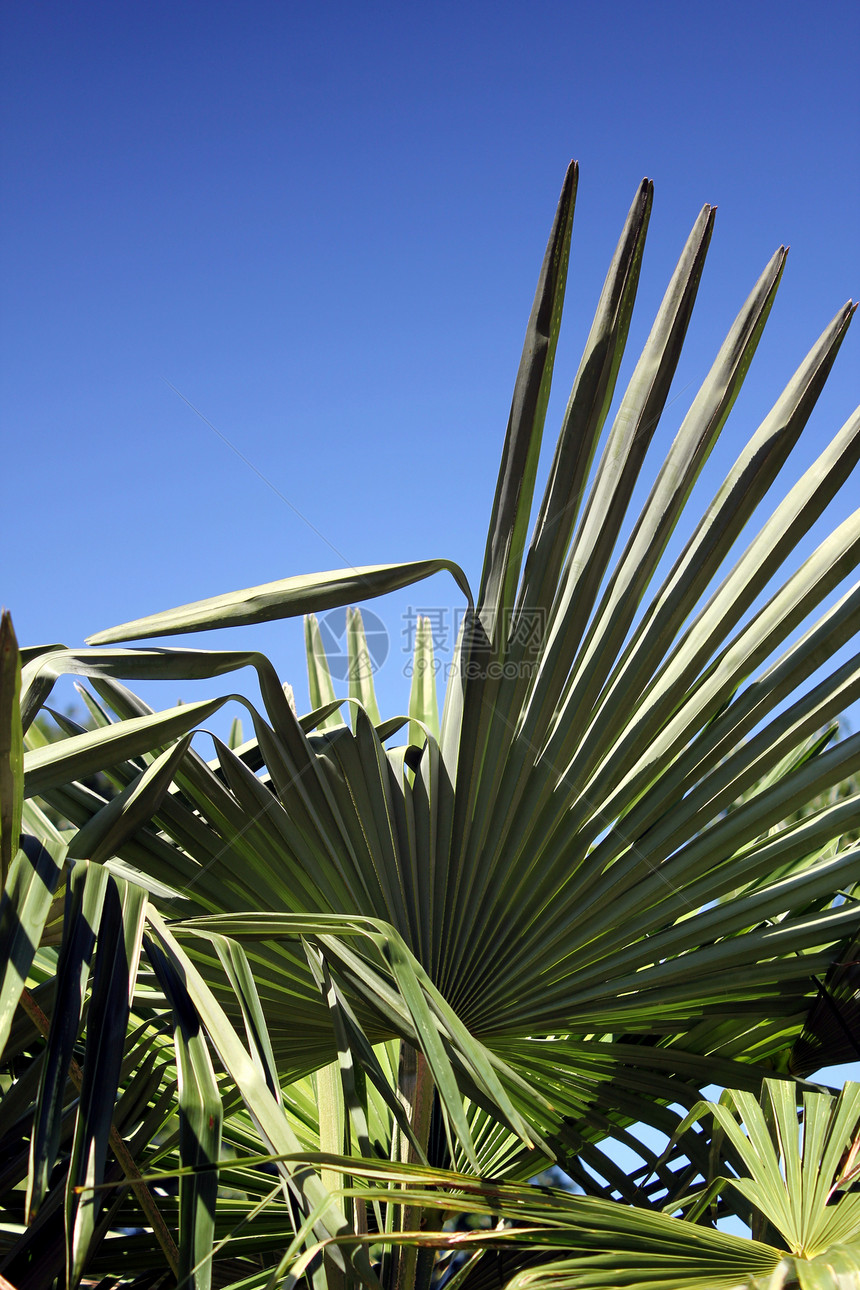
[86,560,474,645]
[66,734,192,864]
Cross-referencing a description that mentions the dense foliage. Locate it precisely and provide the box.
[2,163,860,1289]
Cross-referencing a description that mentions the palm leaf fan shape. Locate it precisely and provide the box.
[17,161,860,1173]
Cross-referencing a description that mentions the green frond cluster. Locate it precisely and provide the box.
[2,164,860,1288]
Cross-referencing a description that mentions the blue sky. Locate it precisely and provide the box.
[2,0,858,731]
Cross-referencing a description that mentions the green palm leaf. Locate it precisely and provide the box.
[0,612,24,884]
[7,164,860,1288]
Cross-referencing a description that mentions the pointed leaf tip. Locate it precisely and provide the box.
[86,559,473,643]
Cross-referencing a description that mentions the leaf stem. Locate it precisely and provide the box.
[393,1042,436,1290]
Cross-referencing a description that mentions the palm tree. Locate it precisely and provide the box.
[3,161,860,1288]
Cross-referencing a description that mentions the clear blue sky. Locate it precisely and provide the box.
[2,0,858,729]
